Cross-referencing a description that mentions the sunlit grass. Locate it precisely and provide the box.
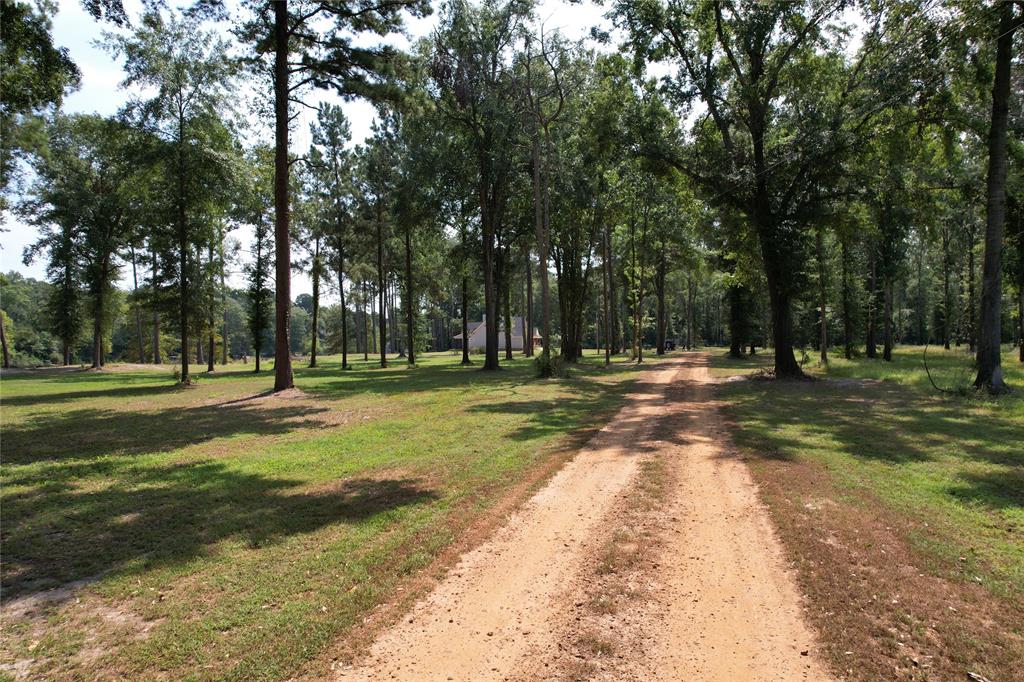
[709,344,1023,597]
[0,350,655,680]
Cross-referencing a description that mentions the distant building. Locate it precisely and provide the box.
[452,315,542,351]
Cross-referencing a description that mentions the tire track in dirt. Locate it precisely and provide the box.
[338,354,830,681]
[531,354,830,681]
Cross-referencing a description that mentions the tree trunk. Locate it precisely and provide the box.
[916,238,926,345]
[841,237,853,360]
[1,312,10,368]
[150,243,162,364]
[883,275,894,362]
[866,247,878,358]
[405,219,415,366]
[370,286,378,357]
[207,239,215,372]
[363,281,370,361]
[92,286,103,369]
[974,0,1015,392]
[1018,284,1023,363]
[309,239,320,368]
[532,134,551,365]
[480,179,500,371]
[177,109,189,383]
[756,234,802,376]
[376,204,387,368]
[461,274,471,365]
[505,274,514,361]
[603,222,612,365]
[942,227,951,350]
[524,248,533,356]
[338,251,349,370]
[728,285,745,358]
[655,249,666,356]
[817,226,828,365]
[750,122,802,377]
[272,0,294,391]
[220,230,227,365]
[130,245,146,363]
[968,232,976,352]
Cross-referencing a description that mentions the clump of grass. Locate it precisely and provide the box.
[0,352,647,680]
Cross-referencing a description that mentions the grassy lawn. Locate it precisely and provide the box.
[710,345,1024,680]
[0,350,654,681]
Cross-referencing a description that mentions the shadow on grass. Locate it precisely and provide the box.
[2,402,333,466]
[722,379,1024,512]
[1,467,438,601]
[466,360,689,452]
[0,355,645,601]
[1,383,184,407]
[947,469,1024,515]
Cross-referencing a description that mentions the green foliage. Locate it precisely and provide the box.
[534,352,568,378]
[0,0,80,207]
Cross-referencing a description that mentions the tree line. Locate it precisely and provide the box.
[1,0,1021,393]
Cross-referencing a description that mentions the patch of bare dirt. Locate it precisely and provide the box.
[333,360,683,681]
[743,446,1024,681]
[0,579,159,680]
[335,356,830,681]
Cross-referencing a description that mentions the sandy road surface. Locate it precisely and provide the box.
[339,354,830,681]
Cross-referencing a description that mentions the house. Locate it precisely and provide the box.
[452,315,542,351]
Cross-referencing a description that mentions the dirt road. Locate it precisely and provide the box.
[339,354,830,681]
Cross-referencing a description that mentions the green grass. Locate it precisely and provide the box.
[710,345,1024,598]
[0,350,653,680]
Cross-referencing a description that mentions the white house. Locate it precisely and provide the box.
[452,315,541,351]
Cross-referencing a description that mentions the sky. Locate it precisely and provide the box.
[0,0,612,301]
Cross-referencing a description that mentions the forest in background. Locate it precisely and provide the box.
[1,0,1021,393]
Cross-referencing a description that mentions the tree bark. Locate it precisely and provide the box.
[532,134,551,365]
[272,0,294,391]
[841,237,853,360]
[603,222,612,365]
[503,274,513,360]
[309,238,320,368]
[405,218,415,366]
[131,245,146,363]
[968,230,976,352]
[207,239,215,373]
[363,280,370,361]
[177,105,189,383]
[817,226,828,365]
[461,274,471,364]
[92,285,103,369]
[524,247,533,356]
[1,311,10,368]
[655,248,666,356]
[974,0,1016,392]
[376,202,388,368]
[883,275,894,362]
[942,226,951,349]
[1018,284,1023,363]
[338,250,349,370]
[866,247,878,358]
[728,284,745,358]
[150,242,162,364]
[480,178,500,371]
[220,230,227,365]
